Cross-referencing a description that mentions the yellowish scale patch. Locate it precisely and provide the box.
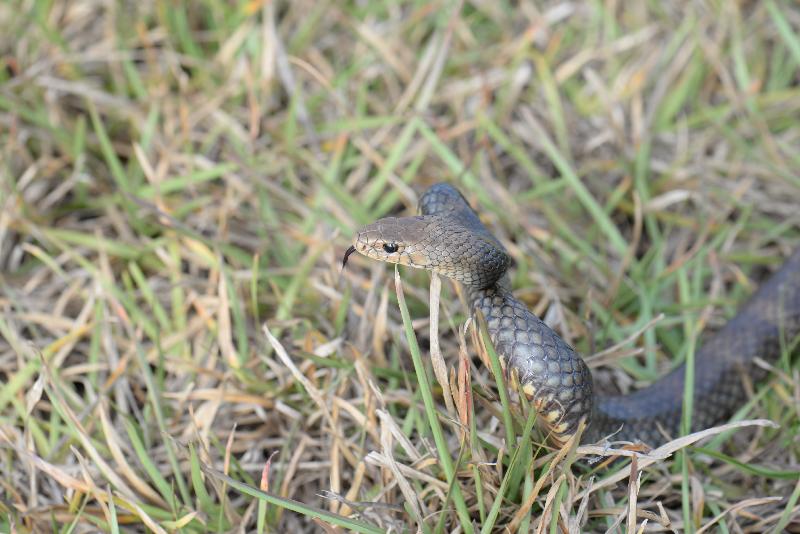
[545,409,562,423]
[509,368,575,443]
[521,383,536,398]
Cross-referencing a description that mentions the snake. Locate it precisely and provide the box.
[343,183,800,446]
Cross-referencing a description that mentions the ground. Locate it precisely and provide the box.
[1,1,799,532]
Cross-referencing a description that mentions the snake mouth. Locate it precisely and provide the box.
[342,245,357,269]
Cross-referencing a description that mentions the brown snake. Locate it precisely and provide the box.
[344,183,800,446]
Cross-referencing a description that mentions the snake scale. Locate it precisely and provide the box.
[344,183,800,446]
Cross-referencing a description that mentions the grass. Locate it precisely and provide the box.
[1,0,800,532]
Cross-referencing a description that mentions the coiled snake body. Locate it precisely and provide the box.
[345,183,800,446]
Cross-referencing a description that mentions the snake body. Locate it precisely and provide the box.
[346,183,800,446]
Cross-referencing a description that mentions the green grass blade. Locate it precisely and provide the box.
[202,467,384,534]
[475,312,516,451]
[767,0,800,67]
[122,418,175,510]
[131,343,192,506]
[394,267,474,532]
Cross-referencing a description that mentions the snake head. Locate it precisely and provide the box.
[344,213,510,288]
[345,215,430,268]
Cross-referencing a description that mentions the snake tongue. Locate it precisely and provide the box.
[342,245,357,270]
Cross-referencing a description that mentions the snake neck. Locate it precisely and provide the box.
[466,280,595,444]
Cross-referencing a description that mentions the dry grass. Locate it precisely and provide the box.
[1,0,800,532]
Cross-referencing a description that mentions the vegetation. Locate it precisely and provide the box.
[1,0,799,531]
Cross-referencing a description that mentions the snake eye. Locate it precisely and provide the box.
[382,243,399,253]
